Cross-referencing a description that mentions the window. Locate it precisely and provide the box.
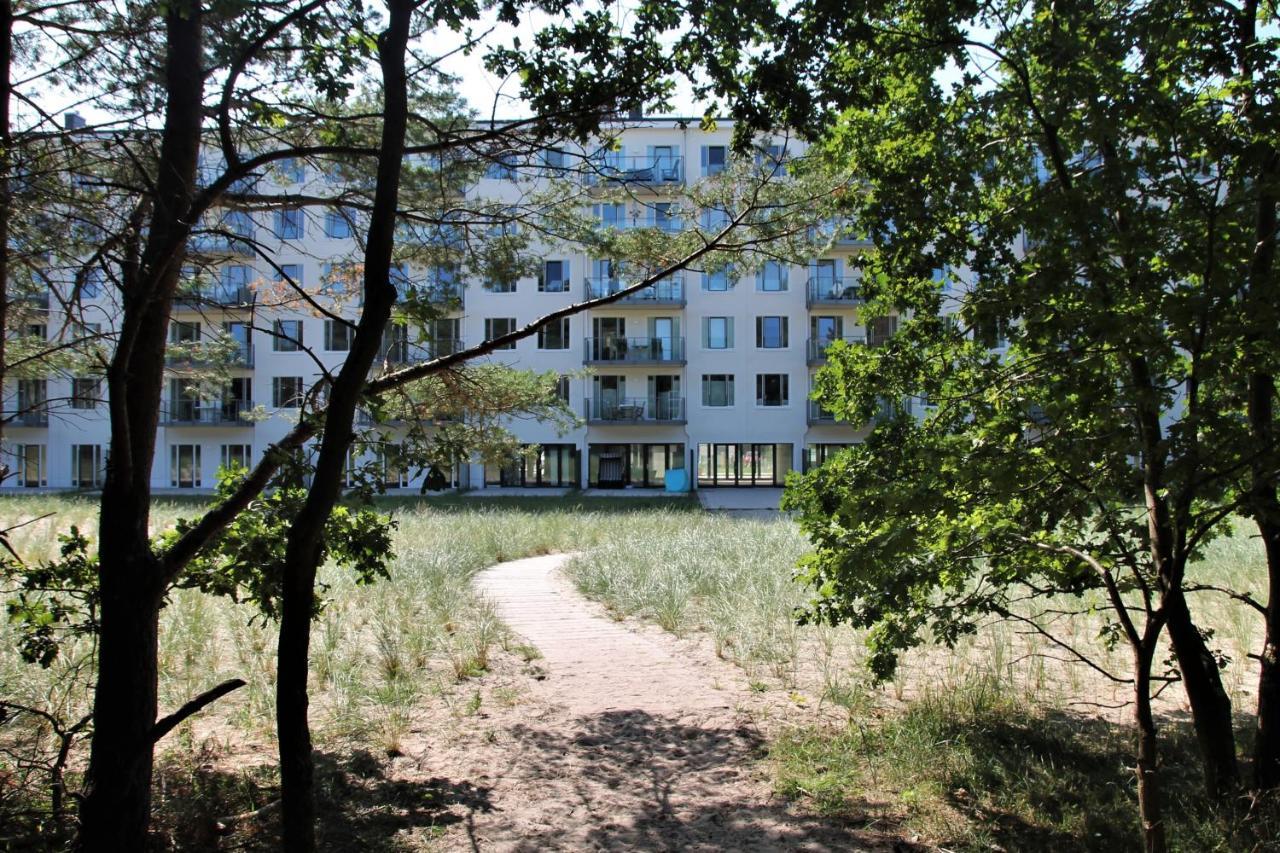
[701,207,731,231]
[324,210,352,239]
[537,317,570,350]
[756,316,789,348]
[702,145,727,176]
[71,377,100,410]
[279,157,306,183]
[757,143,788,174]
[170,444,201,488]
[554,376,570,404]
[485,275,516,293]
[224,210,254,238]
[758,261,788,292]
[756,373,789,407]
[24,323,46,340]
[321,262,360,296]
[276,263,303,286]
[651,202,679,232]
[702,317,733,349]
[324,319,353,352]
[273,319,303,352]
[540,260,570,292]
[275,207,304,239]
[598,202,627,229]
[13,444,46,487]
[221,444,253,470]
[485,152,517,180]
[169,320,201,344]
[702,374,734,407]
[702,268,730,291]
[71,444,104,488]
[219,265,252,301]
[83,267,106,298]
[485,318,517,350]
[273,376,304,408]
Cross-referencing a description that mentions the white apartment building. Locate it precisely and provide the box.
[1,118,890,493]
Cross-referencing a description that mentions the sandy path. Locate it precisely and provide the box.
[410,554,891,852]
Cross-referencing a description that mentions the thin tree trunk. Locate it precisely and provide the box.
[78,2,204,848]
[0,0,12,477]
[1134,642,1167,853]
[277,2,412,848]
[1255,511,1280,788]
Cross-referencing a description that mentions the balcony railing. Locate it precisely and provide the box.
[585,155,684,187]
[807,397,911,426]
[188,233,255,257]
[584,336,685,365]
[163,399,254,426]
[166,342,254,367]
[584,275,685,306]
[377,338,465,365]
[806,335,865,364]
[174,285,255,308]
[585,396,686,424]
[3,408,49,427]
[807,276,864,307]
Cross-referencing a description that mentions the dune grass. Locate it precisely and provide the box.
[2,492,1276,850]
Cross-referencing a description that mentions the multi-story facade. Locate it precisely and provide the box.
[1,117,893,492]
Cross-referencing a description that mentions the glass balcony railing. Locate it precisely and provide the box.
[807,276,864,306]
[585,396,686,423]
[188,233,255,257]
[163,399,255,426]
[166,342,253,367]
[583,336,685,364]
[174,284,255,307]
[806,335,865,363]
[4,408,49,427]
[585,155,684,187]
[584,275,685,305]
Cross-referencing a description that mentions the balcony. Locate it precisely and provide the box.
[163,399,254,426]
[585,155,684,188]
[807,276,864,308]
[377,338,465,365]
[166,342,254,367]
[174,284,255,308]
[4,408,49,427]
[187,233,255,258]
[584,275,685,307]
[586,396,686,425]
[806,335,865,365]
[807,398,910,426]
[584,336,685,365]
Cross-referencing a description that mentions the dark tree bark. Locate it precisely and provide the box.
[276,1,413,848]
[1134,639,1167,853]
[77,2,204,848]
[1163,587,1241,797]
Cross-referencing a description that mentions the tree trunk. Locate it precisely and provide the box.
[1163,588,1240,797]
[78,2,204,848]
[76,567,164,851]
[277,3,412,849]
[1253,511,1280,788]
[1134,644,1166,853]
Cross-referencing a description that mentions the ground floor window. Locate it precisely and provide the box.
[802,443,853,472]
[486,443,579,487]
[170,444,202,488]
[221,443,253,471]
[588,443,684,488]
[377,445,410,489]
[71,444,105,488]
[11,443,46,487]
[697,443,793,487]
